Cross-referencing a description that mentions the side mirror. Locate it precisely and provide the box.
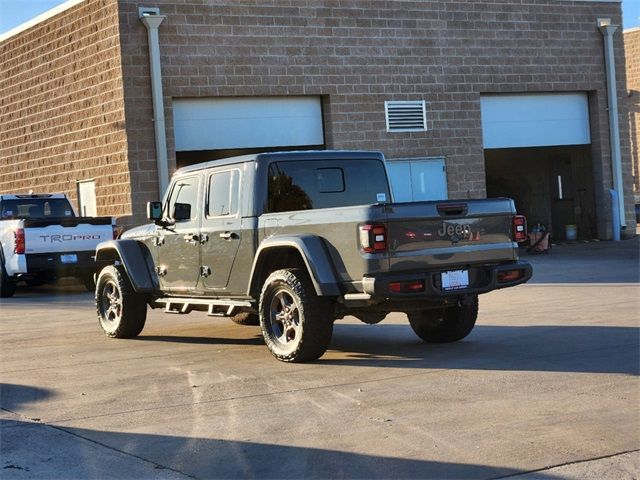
[147,201,163,221]
[172,202,191,221]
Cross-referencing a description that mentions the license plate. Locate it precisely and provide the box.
[61,254,78,264]
[441,270,469,290]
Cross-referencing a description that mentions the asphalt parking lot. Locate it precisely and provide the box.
[1,238,639,479]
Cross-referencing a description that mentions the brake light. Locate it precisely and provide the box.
[359,224,387,253]
[513,215,527,242]
[14,228,25,254]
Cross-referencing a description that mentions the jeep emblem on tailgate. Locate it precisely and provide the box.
[438,222,471,238]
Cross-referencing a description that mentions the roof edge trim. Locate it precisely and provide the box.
[0,0,87,43]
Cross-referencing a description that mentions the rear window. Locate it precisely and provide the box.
[267,159,390,213]
[0,199,75,219]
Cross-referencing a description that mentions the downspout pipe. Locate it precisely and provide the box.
[139,7,169,197]
[598,18,626,236]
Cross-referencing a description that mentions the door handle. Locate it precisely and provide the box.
[219,231,234,240]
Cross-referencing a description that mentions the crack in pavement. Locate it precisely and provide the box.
[0,413,196,479]
[489,449,640,479]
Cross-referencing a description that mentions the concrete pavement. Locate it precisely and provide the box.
[1,238,638,479]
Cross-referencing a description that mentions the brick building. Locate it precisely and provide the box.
[0,0,636,238]
[624,26,640,214]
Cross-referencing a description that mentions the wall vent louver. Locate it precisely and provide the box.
[385,100,427,132]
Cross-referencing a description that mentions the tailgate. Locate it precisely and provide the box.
[386,199,517,272]
[23,217,113,254]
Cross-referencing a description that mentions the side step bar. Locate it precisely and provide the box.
[154,297,253,317]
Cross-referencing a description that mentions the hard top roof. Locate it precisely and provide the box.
[174,150,385,175]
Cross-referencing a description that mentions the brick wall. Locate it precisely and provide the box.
[118,0,634,233]
[0,0,132,221]
[624,28,640,207]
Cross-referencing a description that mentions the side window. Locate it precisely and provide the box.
[167,176,200,220]
[267,160,390,213]
[208,170,239,217]
[316,168,345,193]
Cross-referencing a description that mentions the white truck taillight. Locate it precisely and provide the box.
[14,228,25,254]
[513,215,527,242]
[359,224,387,253]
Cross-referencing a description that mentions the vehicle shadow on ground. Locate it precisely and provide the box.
[134,334,264,346]
[4,282,90,302]
[322,324,639,375]
[1,384,559,479]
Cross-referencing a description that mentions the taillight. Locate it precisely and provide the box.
[359,224,387,253]
[513,215,527,242]
[497,269,524,283]
[14,228,25,254]
[112,225,122,239]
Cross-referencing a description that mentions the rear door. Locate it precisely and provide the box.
[199,166,243,294]
[386,198,517,271]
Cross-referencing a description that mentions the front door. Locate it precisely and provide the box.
[158,174,202,293]
[199,167,242,295]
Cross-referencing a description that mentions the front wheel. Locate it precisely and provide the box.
[96,265,147,338]
[259,269,334,362]
[407,296,478,343]
[81,274,96,292]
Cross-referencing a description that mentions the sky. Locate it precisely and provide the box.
[0,0,639,36]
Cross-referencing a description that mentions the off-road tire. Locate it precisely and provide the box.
[230,312,260,326]
[0,261,16,298]
[407,296,479,343]
[82,274,96,292]
[96,265,147,338]
[259,268,334,362]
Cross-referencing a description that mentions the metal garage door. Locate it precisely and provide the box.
[480,93,590,149]
[172,96,324,151]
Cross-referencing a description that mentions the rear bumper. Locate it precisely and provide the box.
[14,251,96,279]
[361,261,533,299]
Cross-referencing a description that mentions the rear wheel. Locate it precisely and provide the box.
[96,265,147,338]
[0,262,16,298]
[259,269,334,362]
[407,296,478,343]
[230,312,260,326]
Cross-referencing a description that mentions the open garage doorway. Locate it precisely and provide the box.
[485,145,597,240]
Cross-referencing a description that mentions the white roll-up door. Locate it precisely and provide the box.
[173,96,324,152]
[480,93,590,149]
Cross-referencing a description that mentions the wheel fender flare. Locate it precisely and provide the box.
[95,240,155,293]
[248,235,341,297]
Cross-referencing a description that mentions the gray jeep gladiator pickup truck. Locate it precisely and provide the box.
[94,150,532,362]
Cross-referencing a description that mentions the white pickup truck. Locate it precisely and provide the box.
[0,194,116,297]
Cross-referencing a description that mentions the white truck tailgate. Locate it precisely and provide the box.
[24,223,113,254]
